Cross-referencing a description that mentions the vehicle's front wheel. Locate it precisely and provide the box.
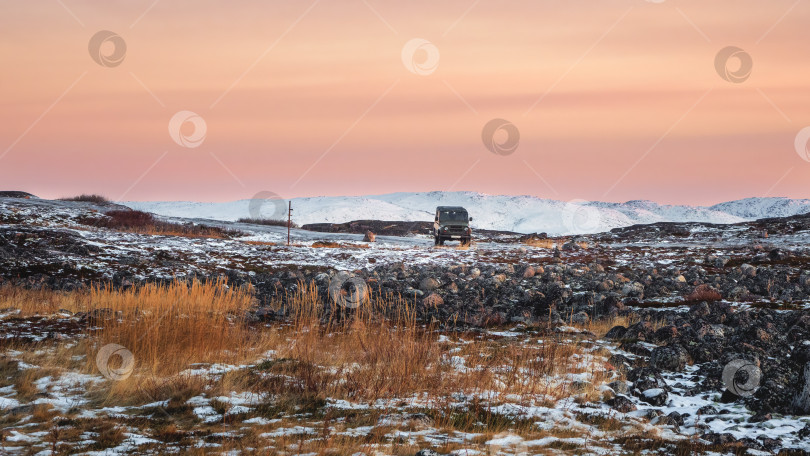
[433,235,439,246]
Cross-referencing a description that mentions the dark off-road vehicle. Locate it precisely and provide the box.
[434,206,472,246]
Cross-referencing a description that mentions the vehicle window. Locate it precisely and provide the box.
[439,211,468,222]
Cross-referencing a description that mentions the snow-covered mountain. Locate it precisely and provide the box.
[123,192,810,236]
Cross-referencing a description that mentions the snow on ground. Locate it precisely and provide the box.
[3,327,808,454]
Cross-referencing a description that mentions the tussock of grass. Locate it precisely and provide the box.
[0,285,83,316]
[86,280,258,376]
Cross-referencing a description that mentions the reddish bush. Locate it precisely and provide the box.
[103,210,156,229]
[684,284,722,302]
[85,210,241,239]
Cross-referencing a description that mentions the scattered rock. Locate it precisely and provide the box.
[419,277,440,292]
[570,311,589,325]
[651,414,680,432]
[608,380,629,394]
[604,325,627,340]
[415,450,440,456]
[792,362,810,414]
[423,293,444,307]
[666,411,685,426]
[649,345,690,372]
[606,395,636,413]
[639,388,668,406]
[740,263,757,277]
[621,282,645,299]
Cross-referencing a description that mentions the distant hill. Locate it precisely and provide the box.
[123,192,810,236]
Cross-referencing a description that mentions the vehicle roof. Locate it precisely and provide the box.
[436,206,467,211]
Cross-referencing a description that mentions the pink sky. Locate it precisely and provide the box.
[2,0,810,205]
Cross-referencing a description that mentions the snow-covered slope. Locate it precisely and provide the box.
[709,197,810,219]
[123,192,810,236]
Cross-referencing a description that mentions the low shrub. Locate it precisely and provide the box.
[86,210,241,239]
[684,284,722,302]
[237,217,298,228]
[59,194,110,204]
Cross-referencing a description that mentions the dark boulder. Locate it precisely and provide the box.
[606,395,637,413]
[649,345,690,372]
[604,325,627,340]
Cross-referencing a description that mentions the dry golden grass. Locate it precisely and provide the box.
[310,241,369,249]
[1,282,260,374]
[584,314,637,338]
[252,284,608,408]
[0,281,621,453]
[1,280,270,403]
[85,280,261,375]
[523,237,591,250]
[0,285,81,316]
[241,240,277,246]
[523,238,555,249]
[3,280,611,406]
[117,225,233,239]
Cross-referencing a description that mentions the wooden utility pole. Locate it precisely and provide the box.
[287,201,292,246]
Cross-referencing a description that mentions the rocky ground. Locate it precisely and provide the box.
[2,194,810,454]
